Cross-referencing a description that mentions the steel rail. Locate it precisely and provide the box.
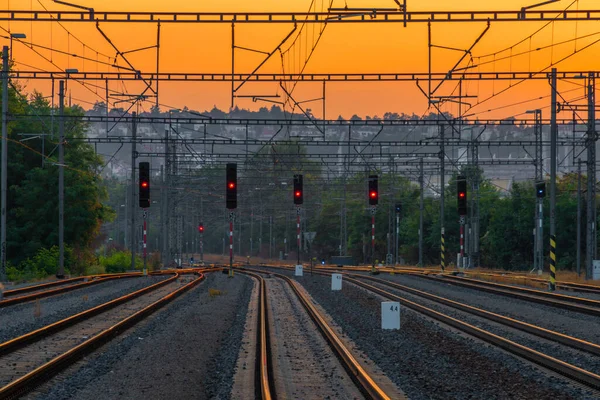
[0,274,141,308]
[2,272,144,297]
[2,276,85,296]
[235,271,273,400]
[347,273,600,357]
[461,272,600,295]
[343,276,600,391]
[2,9,600,23]
[433,274,600,310]
[253,265,600,392]
[0,272,204,399]
[0,273,178,357]
[243,267,393,400]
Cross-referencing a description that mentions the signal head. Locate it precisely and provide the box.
[368,175,378,206]
[293,174,304,205]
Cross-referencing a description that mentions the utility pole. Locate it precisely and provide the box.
[440,124,446,271]
[297,207,301,265]
[395,205,400,266]
[419,158,424,267]
[577,159,582,277]
[161,164,167,267]
[586,72,597,280]
[130,112,137,270]
[57,80,65,278]
[0,46,8,282]
[200,195,204,263]
[549,68,557,291]
[269,215,272,260]
[470,137,480,268]
[162,124,169,267]
[531,109,544,274]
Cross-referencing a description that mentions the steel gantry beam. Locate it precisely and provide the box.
[2,9,600,23]
[77,137,584,147]
[11,113,585,127]
[10,70,600,82]
[157,158,535,167]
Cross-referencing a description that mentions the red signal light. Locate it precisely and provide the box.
[370,191,377,198]
[141,181,148,188]
[459,192,465,198]
[228,182,235,189]
[295,191,301,197]
[198,225,204,232]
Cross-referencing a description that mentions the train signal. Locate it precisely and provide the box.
[368,175,378,206]
[139,162,150,208]
[198,223,204,233]
[395,203,402,214]
[457,175,467,216]
[226,163,237,209]
[293,174,303,205]
[536,181,546,198]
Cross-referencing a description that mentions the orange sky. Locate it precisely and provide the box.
[3,0,600,119]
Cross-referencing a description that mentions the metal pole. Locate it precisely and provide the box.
[535,109,543,274]
[372,211,376,270]
[440,124,445,271]
[395,212,399,265]
[0,46,7,282]
[130,112,137,271]
[538,200,544,275]
[577,159,582,277]
[143,211,147,274]
[231,23,235,110]
[549,68,557,291]
[419,158,424,267]
[200,196,204,263]
[156,21,161,109]
[160,165,165,267]
[322,81,326,135]
[297,207,301,265]
[586,72,597,280]
[229,213,234,276]
[57,80,65,278]
[269,215,272,260]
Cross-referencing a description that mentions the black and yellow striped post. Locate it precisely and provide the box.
[549,234,556,291]
[440,228,445,272]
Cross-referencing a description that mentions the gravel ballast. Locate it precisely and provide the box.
[29,272,253,400]
[362,278,600,376]
[265,276,365,399]
[376,273,600,345]
[261,267,591,400]
[0,276,168,343]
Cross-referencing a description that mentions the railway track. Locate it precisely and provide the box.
[410,273,600,316]
[318,270,600,393]
[461,271,600,295]
[0,273,142,308]
[238,269,395,400]
[0,272,204,399]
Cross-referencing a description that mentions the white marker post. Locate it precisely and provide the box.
[381,301,400,330]
[331,273,342,290]
[295,264,303,276]
[594,260,600,280]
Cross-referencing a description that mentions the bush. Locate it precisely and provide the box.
[8,246,73,282]
[99,250,142,273]
[148,252,162,271]
[85,264,106,276]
